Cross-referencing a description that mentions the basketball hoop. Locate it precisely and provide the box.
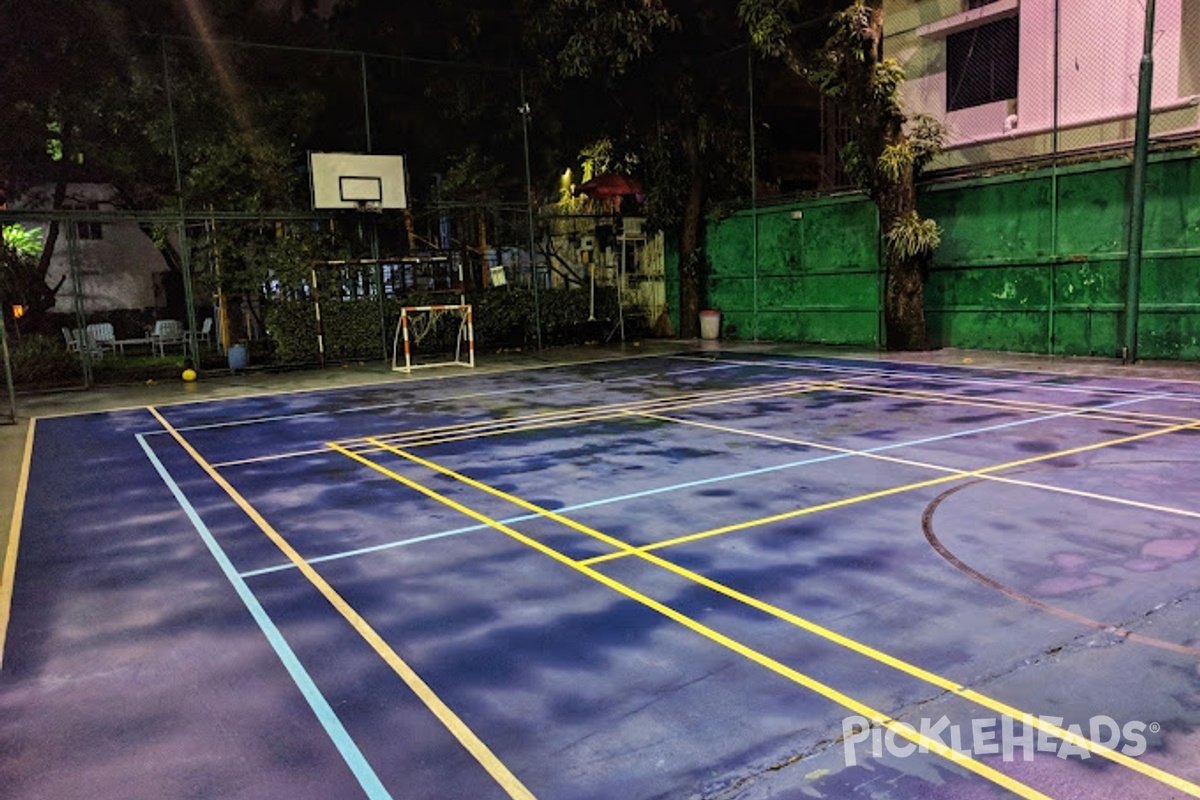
[355,200,383,214]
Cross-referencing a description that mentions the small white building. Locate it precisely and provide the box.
[886,0,1200,168]
[21,183,170,313]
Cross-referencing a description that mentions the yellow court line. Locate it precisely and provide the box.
[584,413,1200,565]
[338,377,825,449]
[251,372,1180,470]
[829,381,1191,426]
[364,380,828,449]
[608,412,1200,526]
[723,355,1200,404]
[0,420,37,671]
[329,442,1051,800]
[146,408,536,800]
[214,378,1163,469]
[349,438,1200,798]
[378,383,830,450]
[212,381,830,469]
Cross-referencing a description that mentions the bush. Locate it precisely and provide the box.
[7,334,81,388]
[264,286,628,366]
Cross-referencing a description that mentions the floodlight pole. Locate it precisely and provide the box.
[749,42,759,342]
[360,52,373,154]
[519,71,543,351]
[66,222,92,388]
[162,37,200,370]
[1123,0,1156,364]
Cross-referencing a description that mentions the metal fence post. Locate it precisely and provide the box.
[1123,0,1157,363]
[66,221,92,388]
[520,71,543,351]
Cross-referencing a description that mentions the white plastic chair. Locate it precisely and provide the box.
[151,319,185,357]
[62,327,80,353]
[192,317,213,347]
[86,323,117,354]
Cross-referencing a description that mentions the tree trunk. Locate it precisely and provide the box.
[860,0,929,351]
[883,244,928,351]
[678,128,706,339]
[34,180,68,298]
[875,166,928,351]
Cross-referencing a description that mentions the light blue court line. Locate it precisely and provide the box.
[136,433,392,800]
[239,392,1163,578]
[152,361,747,436]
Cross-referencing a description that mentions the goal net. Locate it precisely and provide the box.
[392,304,475,373]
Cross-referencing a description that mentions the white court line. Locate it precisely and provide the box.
[136,433,392,799]
[150,361,748,436]
[239,392,1160,578]
[680,354,1200,403]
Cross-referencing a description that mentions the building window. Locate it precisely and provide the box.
[946,16,1019,111]
[63,202,103,240]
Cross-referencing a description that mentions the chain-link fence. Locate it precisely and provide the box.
[883,0,1198,172]
[0,32,653,391]
[8,2,1193,390]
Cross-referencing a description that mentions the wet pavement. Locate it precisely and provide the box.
[1,343,1199,799]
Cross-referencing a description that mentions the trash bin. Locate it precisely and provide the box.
[227,343,248,371]
[699,310,721,340]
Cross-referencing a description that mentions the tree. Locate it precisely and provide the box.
[0,224,52,338]
[0,0,337,334]
[528,0,756,338]
[741,0,942,350]
[0,1,177,331]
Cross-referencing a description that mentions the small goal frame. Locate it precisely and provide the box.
[391,304,475,373]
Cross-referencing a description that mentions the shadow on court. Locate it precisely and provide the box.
[2,348,1199,799]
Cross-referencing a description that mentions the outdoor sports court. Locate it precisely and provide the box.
[3,350,1200,799]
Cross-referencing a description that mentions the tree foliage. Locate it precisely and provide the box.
[0,0,339,335]
[526,0,759,336]
[741,0,943,349]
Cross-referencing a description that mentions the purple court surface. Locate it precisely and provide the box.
[2,350,1199,799]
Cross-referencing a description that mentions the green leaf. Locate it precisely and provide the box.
[885,212,941,260]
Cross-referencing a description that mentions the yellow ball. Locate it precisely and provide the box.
[182,368,197,382]
[962,357,974,365]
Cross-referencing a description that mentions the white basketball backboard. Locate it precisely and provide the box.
[309,152,408,210]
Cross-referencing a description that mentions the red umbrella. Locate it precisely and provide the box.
[577,173,645,201]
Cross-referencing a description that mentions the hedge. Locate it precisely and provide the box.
[264,286,630,366]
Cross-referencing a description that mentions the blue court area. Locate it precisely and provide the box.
[3,352,1200,799]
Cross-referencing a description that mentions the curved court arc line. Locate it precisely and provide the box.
[239,391,1165,578]
[922,476,1200,659]
[345,439,1200,798]
[586,398,1189,565]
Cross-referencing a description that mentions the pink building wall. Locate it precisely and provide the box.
[898,0,1198,153]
